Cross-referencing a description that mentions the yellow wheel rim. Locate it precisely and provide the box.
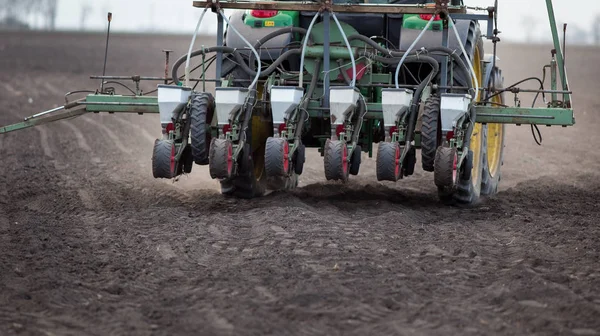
[486,89,504,179]
[469,44,484,189]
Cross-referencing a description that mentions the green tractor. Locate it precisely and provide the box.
[0,0,573,204]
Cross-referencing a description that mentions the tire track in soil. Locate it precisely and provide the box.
[81,115,132,155]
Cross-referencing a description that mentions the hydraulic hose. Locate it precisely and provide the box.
[248,26,309,70]
[172,46,238,85]
[448,14,479,97]
[299,12,320,88]
[296,59,322,141]
[347,34,405,58]
[171,47,302,85]
[331,11,357,87]
[394,14,437,88]
[348,34,472,91]
[219,9,262,90]
[185,6,209,87]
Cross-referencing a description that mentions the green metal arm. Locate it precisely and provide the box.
[546,0,571,107]
[0,94,159,135]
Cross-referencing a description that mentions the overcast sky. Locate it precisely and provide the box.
[51,0,600,43]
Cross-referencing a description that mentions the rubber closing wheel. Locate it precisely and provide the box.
[294,144,306,175]
[376,142,401,182]
[420,95,441,172]
[349,145,361,176]
[152,139,176,179]
[190,92,214,165]
[324,139,349,181]
[209,138,234,180]
[265,137,290,177]
[434,146,458,189]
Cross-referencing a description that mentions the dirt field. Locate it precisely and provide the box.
[0,31,599,336]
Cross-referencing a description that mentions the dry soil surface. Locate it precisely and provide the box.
[0,31,599,336]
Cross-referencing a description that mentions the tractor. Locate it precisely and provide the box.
[0,0,574,205]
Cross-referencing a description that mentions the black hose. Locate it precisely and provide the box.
[337,59,352,85]
[248,27,309,70]
[171,46,303,84]
[296,59,321,141]
[405,71,437,144]
[347,34,405,58]
[348,35,473,88]
[171,46,239,85]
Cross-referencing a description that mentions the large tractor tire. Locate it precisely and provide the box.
[190,92,214,165]
[437,21,486,205]
[481,68,506,196]
[219,67,298,197]
[219,115,269,199]
[420,95,441,172]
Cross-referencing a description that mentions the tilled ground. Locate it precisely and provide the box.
[0,31,599,336]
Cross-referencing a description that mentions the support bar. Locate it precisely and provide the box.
[0,108,88,134]
[192,1,467,14]
[475,106,575,126]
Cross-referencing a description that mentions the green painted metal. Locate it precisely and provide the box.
[402,14,453,31]
[304,46,359,60]
[545,0,571,106]
[84,95,159,114]
[0,108,88,134]
[243,10,299,28]
[476,106,575,126]
[304,20,365,80]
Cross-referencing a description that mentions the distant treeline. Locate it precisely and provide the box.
[0,0,57,30]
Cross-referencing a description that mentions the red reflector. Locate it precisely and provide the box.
[223,124,232,135]
[446,131,455,141]
[335,124,345,137]
[251,10,278,18]
[419,14,442,21]
[278,123,286,134]
[165,123,175,134]
[389,126,398,137]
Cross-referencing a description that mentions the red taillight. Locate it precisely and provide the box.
[278,123,286,134]
[446,130,455,141]
[335,124,345,137]
[251,10,278,18]
[419,14,442,21]
[165,122,175,134]
[389,126,398,137]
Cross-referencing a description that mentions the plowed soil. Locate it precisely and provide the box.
[0,31,599,336]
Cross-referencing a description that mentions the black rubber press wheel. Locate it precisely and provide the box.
[265,137,291,177]
[324,139,349,182]
[209,138,234,180]
[376,142,402,182]
[152,139,176,179]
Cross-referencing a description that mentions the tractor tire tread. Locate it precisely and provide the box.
[209,138,231,180]
[376,142,399,182]
[152,139,175,179]
[265,137,286,177]
[421,96,441,172]
[190,92,214,165]
[324,140,348,181]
